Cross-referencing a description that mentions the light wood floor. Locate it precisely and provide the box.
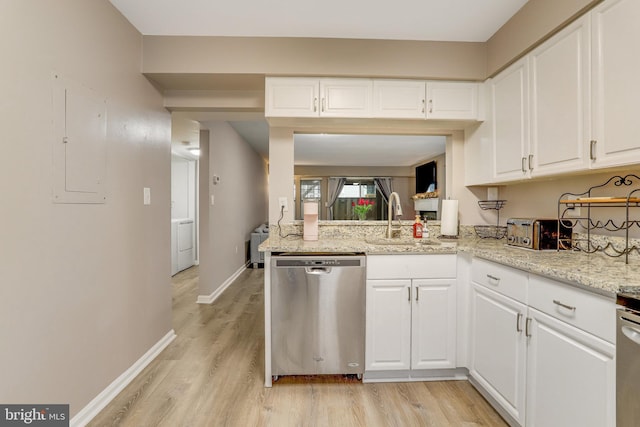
[89,266,507,426]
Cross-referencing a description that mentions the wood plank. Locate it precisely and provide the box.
[88,266,507,427]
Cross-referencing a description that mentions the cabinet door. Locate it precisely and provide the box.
[411,279,456,370]
[464,80,495,186]
[365,279,411,371]
[529,16,591,177]
[591,0,640,168]
[320,78,372,118]
[372,79,426,119]
[265,77,319,117]
[526,308,615,427]
[492,57,530,181]
[470,284,527,426]
[426,81,478,120]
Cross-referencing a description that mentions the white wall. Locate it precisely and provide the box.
[198,122,268,298]
[0,0,171,417]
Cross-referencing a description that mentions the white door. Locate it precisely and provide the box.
[265,77,319,117]
[372,79,426,119]
[365,279,411,371]
[529,15,591,176]
[590,0,640,168]
[426,81,478,120]
[526,308,615,427]
[320,78,372,118]
[411,279,456,369]
[492,57,530,181]
[470,284,527,425]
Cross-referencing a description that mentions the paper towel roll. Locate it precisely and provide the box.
[441,199,459,236]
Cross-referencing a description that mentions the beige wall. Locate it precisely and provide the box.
[198,122,268,297]
[143,37,487,81]
[0,0,171,416]
[486,0,600,75]
[142,1,603,86]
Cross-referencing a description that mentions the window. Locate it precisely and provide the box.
[299,179,321,217]
[333,179,387,220]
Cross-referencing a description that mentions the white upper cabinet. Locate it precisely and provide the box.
[265,77,319,117]
[529,15,591,177]
[426,81,479,120]
[266,77,481,121]
[319,78,373,118]
[464,80,495,186]
[590,0,640,168]
[492,57,530,181]
[372,79,426,119]
[492,15,591,183]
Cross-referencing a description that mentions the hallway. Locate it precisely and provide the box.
[89,266,506,426]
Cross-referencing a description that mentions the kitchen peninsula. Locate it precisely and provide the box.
[261,220,639,426]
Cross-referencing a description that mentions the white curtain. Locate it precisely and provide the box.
[325,177,346,220]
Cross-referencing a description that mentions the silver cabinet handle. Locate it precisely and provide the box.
[525,317,532,337]
[408,286,411,302]
[486,274,500,284]
[521,157,527,173]
[428,99,433,114]
[313,97,317,112]
[516,313,523,332]
[528,154,534,171]
[415,286,419,301]
[553,299,576,311]
[322,97,326,112]
[421,99,425,114]
[590,140,597,160]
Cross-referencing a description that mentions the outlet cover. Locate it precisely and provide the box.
[278,197,288,212]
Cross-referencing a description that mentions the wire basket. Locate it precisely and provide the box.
[474,225,507,239]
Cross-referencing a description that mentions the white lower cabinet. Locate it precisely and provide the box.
[366,279,412,370]
[365,255,457,372]
[469,258,616,427]
[526,307,615,427]
[470,283,527,426]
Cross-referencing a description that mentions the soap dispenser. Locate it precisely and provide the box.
[413,215,423,239]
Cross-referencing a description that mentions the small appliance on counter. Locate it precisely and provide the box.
[303,199,319,241]
[506,218,572,250]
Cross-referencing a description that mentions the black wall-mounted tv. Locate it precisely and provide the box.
[416,161,437,193]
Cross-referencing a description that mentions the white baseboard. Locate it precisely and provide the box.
[196,262,248,304]
[70,329,177,427]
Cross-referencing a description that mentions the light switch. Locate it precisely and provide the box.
[143,187,151,205]
[211,195,215,205]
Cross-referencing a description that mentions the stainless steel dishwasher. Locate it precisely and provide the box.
[271,253,365,379]
[617,292,640,426]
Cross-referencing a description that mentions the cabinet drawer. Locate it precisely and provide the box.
[528,274,615,343]
[367,254,456,279]
[471,258,528,303]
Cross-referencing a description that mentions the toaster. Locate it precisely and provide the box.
[506,218,572,250]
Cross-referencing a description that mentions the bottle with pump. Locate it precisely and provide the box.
[413,215,423,238]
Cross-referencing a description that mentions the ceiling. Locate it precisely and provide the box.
[124,0,528,165]
[109,0,528,42]
[294,133,446,167]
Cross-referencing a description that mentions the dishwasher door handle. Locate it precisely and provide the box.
[305,267,332,275]
[622,325,640,345]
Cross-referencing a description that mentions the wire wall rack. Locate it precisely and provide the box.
[558,174,640,264]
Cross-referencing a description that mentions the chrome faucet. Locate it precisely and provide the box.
[386,192,403,238]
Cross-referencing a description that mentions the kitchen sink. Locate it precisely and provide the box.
[365,237,441,246]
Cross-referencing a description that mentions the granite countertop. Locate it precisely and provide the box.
[260,234,640,297]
